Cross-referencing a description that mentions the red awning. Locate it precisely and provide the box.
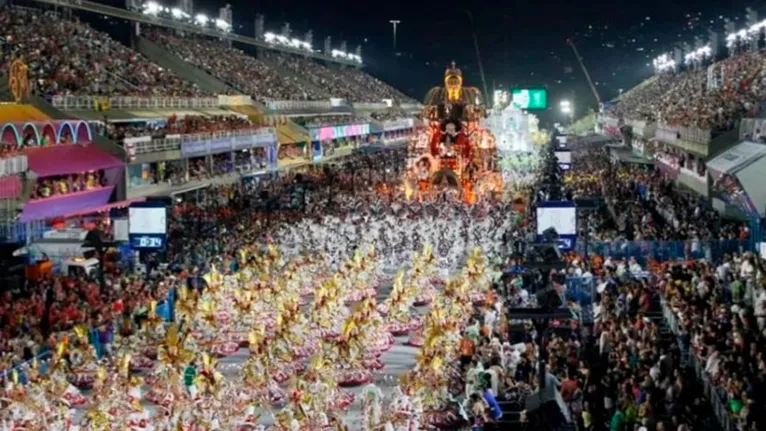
[60,197,146,218]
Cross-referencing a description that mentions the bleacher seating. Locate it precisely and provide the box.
[606,50,766,132]
[0,8,205,98]
[145,29,324,102]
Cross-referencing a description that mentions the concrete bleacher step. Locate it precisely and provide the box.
[135,37,238,95]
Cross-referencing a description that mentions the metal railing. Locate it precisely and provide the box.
[655,122,712,145]
[660,298,736,431]
[0,155,28,177]
[128,128,275,154]
[400,103,423,111]
[354,102,389,111]
[0,219,47,244]
[266,100,333,111]
[50,95,220,111]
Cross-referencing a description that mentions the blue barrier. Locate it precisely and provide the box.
[565,276,595,324]
[576,239,748,265]
[0,220,47,244]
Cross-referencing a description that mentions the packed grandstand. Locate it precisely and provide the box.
[1,1,766,431]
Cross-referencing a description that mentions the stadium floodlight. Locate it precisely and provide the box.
[215,18,232,32]
[194,13,209,26]
[684,45,712,65]
[725,18,766,49]
[170,7,189,19]
[726,29,749,48]
[652,53,675,73]
[330,49,362,63]
[142,1,161,15]
[559,100,572,115]
[264,32,312,51]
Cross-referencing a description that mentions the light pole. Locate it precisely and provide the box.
[389,20,400,52]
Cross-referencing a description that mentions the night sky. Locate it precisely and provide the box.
[91,0,763,123]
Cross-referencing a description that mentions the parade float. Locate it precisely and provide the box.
[407,62,502,203]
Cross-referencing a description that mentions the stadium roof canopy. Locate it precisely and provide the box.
[707,141,766,217]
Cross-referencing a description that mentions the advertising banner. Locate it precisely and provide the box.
[308,123,370,141]
[180,130,277,157]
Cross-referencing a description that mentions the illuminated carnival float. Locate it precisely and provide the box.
[407,63,501,203]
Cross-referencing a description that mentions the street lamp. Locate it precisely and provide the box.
[559,99,572,115]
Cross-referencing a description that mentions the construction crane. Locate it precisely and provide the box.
[567,38,602,107]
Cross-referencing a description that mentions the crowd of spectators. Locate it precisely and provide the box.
[146,29,325,101]
[263,52,415,103]
[334,66,416,104]
[0,260,173,373]
[0,7,415,106]
[0,143,21,160]
[660,256,765,431]
[563,147,744,244]
[278,144,305,161]
[30,171,105,200]
[146,28,415,104]
[607,49,766,132]
[106,115,255,142]
[588,265,707,431]
[0,8,205,98]
[127,160,188,188]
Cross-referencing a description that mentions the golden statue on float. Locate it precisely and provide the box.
[408,62,498,203]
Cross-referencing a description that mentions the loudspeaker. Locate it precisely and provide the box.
[525,383,571,427]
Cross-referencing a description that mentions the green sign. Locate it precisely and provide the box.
[511,88,548,110]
